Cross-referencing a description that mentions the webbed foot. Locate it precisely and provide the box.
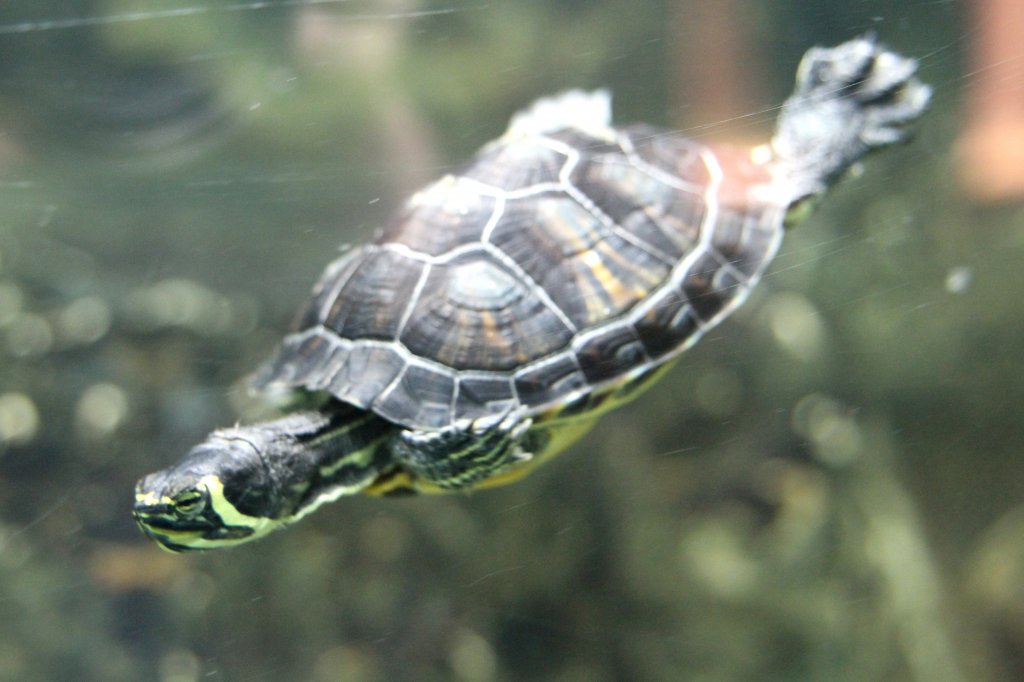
[773,36,930,191]
[391,409,533,490]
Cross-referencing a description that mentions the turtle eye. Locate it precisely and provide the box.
[172,490,206,517]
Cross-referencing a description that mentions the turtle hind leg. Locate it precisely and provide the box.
[771,36,931,195]
[390,410,533,491]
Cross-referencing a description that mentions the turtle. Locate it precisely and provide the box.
[134,36,930,551]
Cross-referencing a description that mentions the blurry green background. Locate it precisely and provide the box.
[2,1,1022,680]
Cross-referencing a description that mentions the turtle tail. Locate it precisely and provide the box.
[770,35,931,199]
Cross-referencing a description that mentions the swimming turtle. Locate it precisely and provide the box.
[134,36,929,551]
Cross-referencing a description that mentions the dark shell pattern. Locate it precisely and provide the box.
[256,111,788,430]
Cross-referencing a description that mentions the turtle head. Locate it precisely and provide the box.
[133,434,281,552]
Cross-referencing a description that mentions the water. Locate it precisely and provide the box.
[2,1,1021,680]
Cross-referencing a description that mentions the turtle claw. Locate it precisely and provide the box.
[858,49,918,101]
[860,77,932,146]
[466,412,504,435]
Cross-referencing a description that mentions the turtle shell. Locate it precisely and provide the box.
[254,93,788,430]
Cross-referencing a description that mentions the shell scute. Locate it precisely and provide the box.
[291,247,363,332]
[574,324,649,384]
[543,128,621,157]
[513,353,588,408]
[632,290,701,358]
[268,331,335,389]
[380,177,497,256]
[624,125,714,188]
[459,138,567,191]
[399,252,573,371]
[570,155,695,261]
[709,208,781,278]
[680,251,743,322]
[326,343,406,408]
[322,248,425,341]
[374,363,455,428]
[455,375,517,421]
[490,193,670,329]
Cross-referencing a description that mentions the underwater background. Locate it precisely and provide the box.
[1,1,1022,680]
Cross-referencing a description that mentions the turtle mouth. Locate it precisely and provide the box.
[132,512,200,553]
[133,503,255,552]
[132,507,209,533]
[132,504,210,552]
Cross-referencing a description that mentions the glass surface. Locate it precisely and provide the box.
[1,1,1020,680]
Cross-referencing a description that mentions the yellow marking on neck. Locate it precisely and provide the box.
[289,478,375,522]
[197,474,281,542]
[317,436,385,478]
[156,531,275,552]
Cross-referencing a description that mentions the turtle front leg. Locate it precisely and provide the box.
[390,410,533,490]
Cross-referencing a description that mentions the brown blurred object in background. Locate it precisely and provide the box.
[295,0,439,197]
[669,0,764,141]
[956,0,1024,203]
